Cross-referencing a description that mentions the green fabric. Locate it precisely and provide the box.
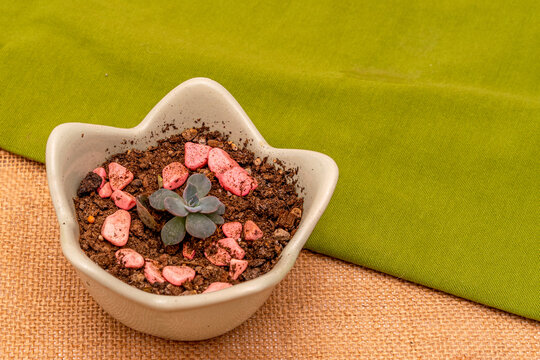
[1,1,538,320]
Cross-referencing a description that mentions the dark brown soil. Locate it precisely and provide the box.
[77,172,102,197]
[74,126,303,295]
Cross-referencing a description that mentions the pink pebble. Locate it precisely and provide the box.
[162,162,189,190]
[185,142,212,170]
[144,261,165,284]
[101,209,131,246]
[98,182,113,198]
[93,167,107,188]
[108,162,134,190]
[162,266,196,286]
[222,222,242,239]
[111,189,136,210]
[208,148,238,176]
[217,238,245,260]
[244,220,263,240]
[203,282,233,293]
[218,166,257,196]
[204,243,232,266]
[229,259,248,280]
[115,248,144,269]
[183,242,195,260]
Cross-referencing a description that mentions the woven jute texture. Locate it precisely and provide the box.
[0,150,538,359]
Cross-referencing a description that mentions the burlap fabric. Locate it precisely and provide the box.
[0,150,538,359]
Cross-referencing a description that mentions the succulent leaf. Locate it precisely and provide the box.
[205,213,224,225]
[164,197,189,217]
[185,213,217,239]
[186,173,211,198]
[185,205,203,213]
[183,183,199,206]
[161,216,186,245]
[149,188,181,210]
[188,194,199,207]
[136,195,159,230]
[157,174,163,188]
[216,203,225,215]
[199,196,221,214]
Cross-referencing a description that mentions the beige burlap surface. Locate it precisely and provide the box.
[0,149,538,360]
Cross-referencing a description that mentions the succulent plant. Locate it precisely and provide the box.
[148,173,225,245]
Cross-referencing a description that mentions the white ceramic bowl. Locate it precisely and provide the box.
[46,78,338,340]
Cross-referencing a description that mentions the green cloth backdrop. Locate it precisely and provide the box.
[1,1,538,320]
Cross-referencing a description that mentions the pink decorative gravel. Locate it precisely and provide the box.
[218,166,257,196]
[203,282,233,293]
[98,182,113,198]
[184,142,212,170]
[217,237,245,260]
[144,261,165,284]
[162,162,189,190]
[244,220,263,241]
[222,222,242,240]
[162,266,196,286]
[204,244,232,266]
[182,242,195,260]
[208,148,238,176]
[101,209,131,246]
[229,259,248,280]
[111,189,136,210]
[108,162,133,190]
[115,248,144,269]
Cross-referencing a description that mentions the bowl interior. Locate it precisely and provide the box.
[46,78,338,309]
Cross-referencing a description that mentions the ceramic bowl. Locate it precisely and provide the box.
[46,78,338,340]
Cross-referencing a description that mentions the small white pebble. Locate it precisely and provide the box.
[273,228,291,240]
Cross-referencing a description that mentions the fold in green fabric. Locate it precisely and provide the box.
[0,1,538,320]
